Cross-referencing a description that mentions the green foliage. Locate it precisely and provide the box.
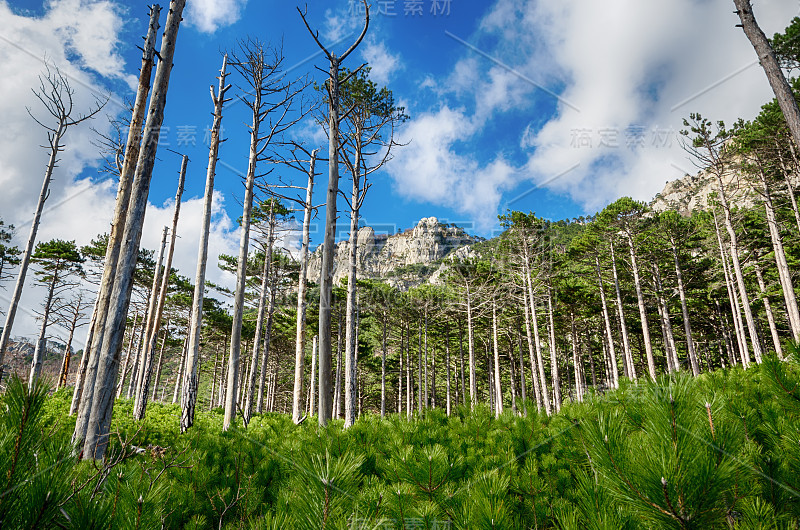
[5,358,800,527]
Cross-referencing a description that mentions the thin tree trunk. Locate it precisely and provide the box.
[525,271,551,414]
[381,310,387,418]
[244,206,275,421]
[610,242,635,379]
[181,55,229,432]
[570,311,583,403]
[522,286,542,413]
[73,5,162,452]
[595,256,620,387]
[133,226,168,412]
[713,210,747,365]
[317,59,342,427]
[135,157,186,420]
[516,325,527,416]
[445,326,452,416]
[309,335,317,416]
[625,233,656,380]
[547,288,561,412]
[715,176,762,364]
[758,167,800,341]
[70,296,99,415]
[127,318,147,399]
[1,129,68,375]
[57,311,80,389]
[492,301,503,417]
[671,237,699,375]
[291,150,317,423]
[151,325,168,401]
[333,309,343,418]
[344,167,361,428]
[172,336,188,405]
[29,269,59,389]
[77,0,184,460]
[224,82,261,431]
[754,258,783,357]
[256,273,278,413]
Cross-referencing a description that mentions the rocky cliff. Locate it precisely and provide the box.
[306,217,478,289]
[650,166,763,215]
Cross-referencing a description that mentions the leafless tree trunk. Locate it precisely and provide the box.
[491,301,503,417]
[716,177,762,364]
[223,40,302,431]
[181,55,230,431]
[70,296,98,415]
[135,156,185,419]
[172,335,188,404]
[76,0,184,460]
[524,270,550,414]
[57,291,89,389]
[734,0,800,152]
[610,242,635,379]
[754,258,782,357]
[671,237,699,375]
[0,67,105,373]
[756,165,800,341]
[713,209,748,366]
[133,225,168,411]
[29,265,59,388]
[547,288,561,412]
[595,256,620,387]
[256,271,278,413]
[309,335,317,416]
[291,150,317,423]
[298,1,369,426]
[244,203,276,421]
[570,311,584,402]
[625,233,656,380]
[521,286,542,413]
[72,4,159,425]
[151,323,168,401]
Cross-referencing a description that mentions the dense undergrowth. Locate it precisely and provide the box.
[2,355,800,529]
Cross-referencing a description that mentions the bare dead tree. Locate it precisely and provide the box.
[75,0,185,461]
[181,54,231,432]
[297,0,369,426]
[134,155,187,420]
[70,5,161,420]
[222,39,307,431]
[0,65,106,379]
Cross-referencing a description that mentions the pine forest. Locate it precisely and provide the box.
[4,1,800,528]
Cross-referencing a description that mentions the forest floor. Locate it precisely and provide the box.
[2,355,800,528]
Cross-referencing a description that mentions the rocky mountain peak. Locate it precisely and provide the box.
[306,216,477,289]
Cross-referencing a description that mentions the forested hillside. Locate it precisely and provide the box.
[4,0,800,527]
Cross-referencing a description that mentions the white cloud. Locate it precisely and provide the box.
[361,38,402,85]
[386,106,517,230]
[322,7,361,44]
[186,0,248,34]
[0,1,241,344]
[519,0,799,212]
[392,0,800,226]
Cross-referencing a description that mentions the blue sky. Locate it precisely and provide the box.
[0,0,797,338]
[8,0,585,240]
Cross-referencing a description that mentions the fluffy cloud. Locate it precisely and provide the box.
[386,106,517,229]
[186,0,248,34]
[0,1,241,343]
[361,37,403,85]
[388,0,799,226]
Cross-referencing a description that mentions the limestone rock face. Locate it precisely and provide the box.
[650,167,762,215]
[306,216,476,289]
